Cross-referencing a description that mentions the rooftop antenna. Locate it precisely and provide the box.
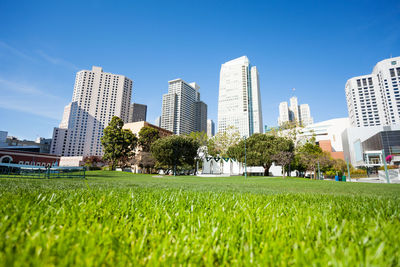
[292,87,296,96]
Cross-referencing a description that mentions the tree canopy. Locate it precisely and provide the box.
[228,133,294,176]
[151,135,199,175]
[101,116,137,170]
[138,126,160,152]
[208,126,241,157]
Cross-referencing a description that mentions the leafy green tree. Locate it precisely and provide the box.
[151,135,199,175]
[290,153,307,176]
[228,134,293,176]
[208,126,241,157]
[297,142,323,179]
[138,126,160,152]
[101,116,138,170]
[187,131,208,147]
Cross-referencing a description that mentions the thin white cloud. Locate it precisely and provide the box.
[36,50,79,70]
[0,41,35,61]
[0,99,61,120]
[0,77,61,99]
[0,78,65,120]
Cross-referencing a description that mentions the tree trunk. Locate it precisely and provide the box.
[263,164,271,176]
[282,165,286,178]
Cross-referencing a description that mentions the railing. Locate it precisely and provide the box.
[0,163,86,179]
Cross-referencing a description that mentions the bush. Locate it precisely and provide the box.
[378,165,398,170]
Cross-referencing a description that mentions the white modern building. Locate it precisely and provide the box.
[342,125,400,167]
[207,119,215,138]
[278,96,313,126]
[50,66,133,157]
[345,56,400,127]
[161,79,207,135]
[300,118,350,152]
[217,56,263,137]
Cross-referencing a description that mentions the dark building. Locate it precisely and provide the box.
[3,136,52,153]
[195,101,207,133]
[128,103,147,123]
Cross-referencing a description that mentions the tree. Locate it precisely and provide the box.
[207,126,241,157]
[138,126,160,152]
[83,156,105,170]
[101,116,138,170]
[228,134,293,176]
[272,151,294,178]
[297,142,323,179]
[151,135,199,175]
[187,131,208,147]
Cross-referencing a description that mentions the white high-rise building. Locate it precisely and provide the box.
[207,119,215,138]
[345,56,400,127]
[299,104,313,126]
[278,96,313,126]
[217,56,263,137]
[50,66,133,156]
[154,116,161,127]
[289,96,300,123]
[278,102,290,126]
[161,79,207,135]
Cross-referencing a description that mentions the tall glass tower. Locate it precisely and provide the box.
[217,56,263,137]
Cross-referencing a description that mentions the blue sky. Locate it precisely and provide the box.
[0,0,399,140]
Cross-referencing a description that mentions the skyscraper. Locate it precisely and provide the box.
[161,79,207,135]
[128,103,147,122]
[207,119,215,138]
[278,96,313,126]
[50,66,132,156]
[154,116,161,127]
[289,96,300,123]
[345,56,400,127]
[278,102,290,126]
[217,56,263,137]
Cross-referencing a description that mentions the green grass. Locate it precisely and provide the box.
[0,171,399,266]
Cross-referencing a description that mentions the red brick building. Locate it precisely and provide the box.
[0,149,60,167]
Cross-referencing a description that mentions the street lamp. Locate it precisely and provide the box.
[244,136,247,179]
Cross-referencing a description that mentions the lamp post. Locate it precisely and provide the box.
[381,149,390,184]
[244,136,247,179]
[346,157,351,182]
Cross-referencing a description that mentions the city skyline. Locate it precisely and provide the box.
[1,1,399,139]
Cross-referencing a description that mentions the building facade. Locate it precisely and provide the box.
[342,125,400,167]
[345,57,400,127]
[217,56,263,137]
[207,119,215,138]
[128,103,147,123]
[278,96,313,127]
[50,66,133,157]
[154,116,161,127]
[0,149,60,166]
[161,79,207,135]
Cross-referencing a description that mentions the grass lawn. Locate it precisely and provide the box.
[0,171,399,266]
